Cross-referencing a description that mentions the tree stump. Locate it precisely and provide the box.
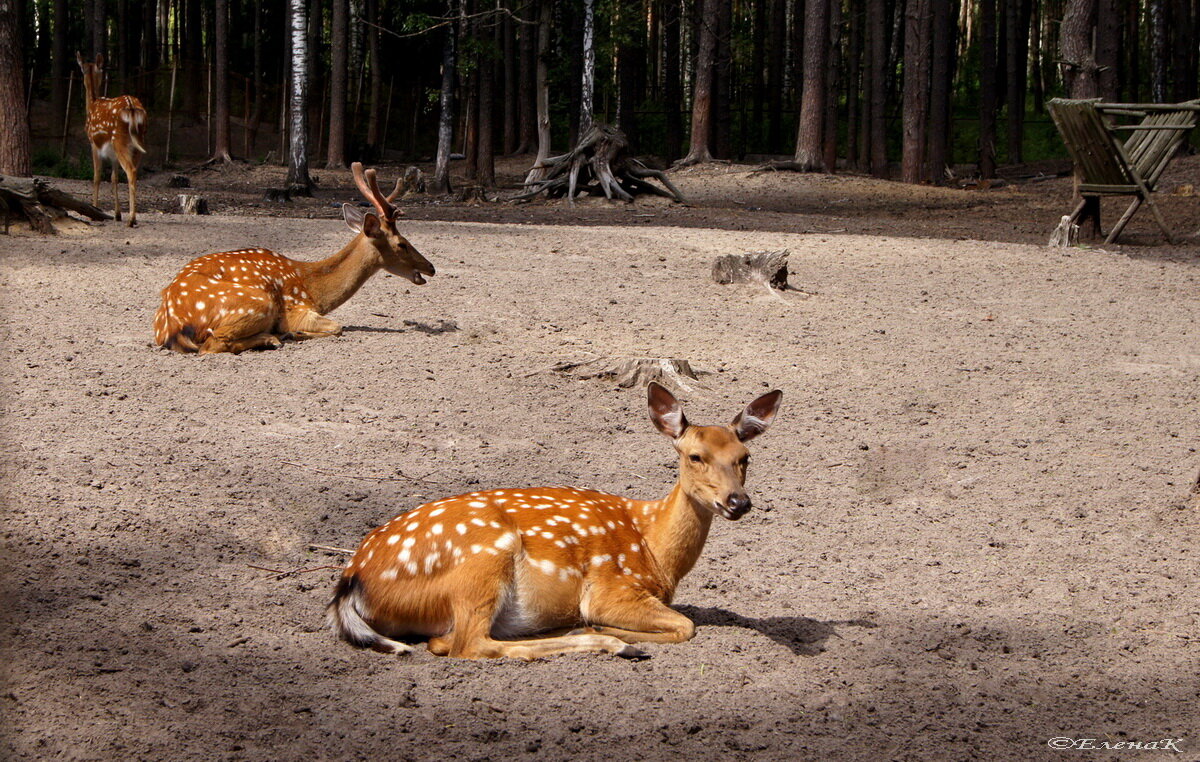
[0,175,110,234]
[712,250,790,290]
[1048,215,1079,248]
[516,123,685,204]
[174,194,210,214]
[400,166,425,196]
[263,188,292,203]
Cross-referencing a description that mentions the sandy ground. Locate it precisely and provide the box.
[2,164,1200,760]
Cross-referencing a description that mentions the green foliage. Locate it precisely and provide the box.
[32,147,93,180]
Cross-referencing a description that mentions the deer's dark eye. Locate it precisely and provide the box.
[739,456,750,467]
[688,454,703,463]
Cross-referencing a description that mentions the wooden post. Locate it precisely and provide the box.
[165,59,177,167]
[60,71,75,158]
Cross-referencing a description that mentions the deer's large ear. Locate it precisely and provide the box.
[342,203,365,233]
[648,382,689,439]
[95,53,104,68]
[76,51,84,68]
[732,389,782,442]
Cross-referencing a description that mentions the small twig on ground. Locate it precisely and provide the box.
[281,460,444,485]
[309,543,355,555]
[247,563,343,580]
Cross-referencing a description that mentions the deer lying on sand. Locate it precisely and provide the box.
[77,53,147,227]
[153,163,435,354]
[328,382,783,660]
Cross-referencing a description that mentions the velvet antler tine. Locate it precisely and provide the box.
[385,177,404,203]
[351,163,393,220]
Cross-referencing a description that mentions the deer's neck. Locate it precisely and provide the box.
[81,71,97,107]
[633,482,714,601]
[296,234,383,315]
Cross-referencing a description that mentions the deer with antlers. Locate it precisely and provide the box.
[153,163,435,354]
[77,53,147,227]
[328,382,783,660]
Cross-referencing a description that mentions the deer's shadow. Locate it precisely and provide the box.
[676,605,878,657]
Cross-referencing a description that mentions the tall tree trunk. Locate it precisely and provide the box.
[847,0,862,169]
[752,0,767,149]
[139,0,158,108]
[326,0,347,167]
[432,3,458,195]
[663,0,683,161]
[477,5,495,187]
[714,0,733,158]
[580,0,595,134]
[517,2,536,152]
[927,0,952,182]
[0,0,31,175]
[1005,0,1029,162]
[1149,0,1166,101]
[50,0,68,134]
[789,0,804,108]
[287,0,312,193]
[679,0,718,164]
[1095,0,1119,99]
[91,0,106,58]
[365,0,382,155]
[211,0,233,162]
[868,0,886,175]
[823,0,842,171]
[766,0,785,152]
[503,4,517,153]
[1060,0,1100,98]
[183,0,202,115]
[901,0,931,183]
[525,0,552,181]
[979,0,998,177]
[793,0,829,169]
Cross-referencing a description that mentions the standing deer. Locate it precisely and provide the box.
[153,163,435,354]
[328,382,783,660]
[77,53,147,227]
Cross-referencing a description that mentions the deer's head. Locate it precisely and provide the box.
[648,382,782,521]
[344,163,435,285]
[76,52,104,89]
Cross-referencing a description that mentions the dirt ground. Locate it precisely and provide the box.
[2,158,1199,761]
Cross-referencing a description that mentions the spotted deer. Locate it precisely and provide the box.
[153,163,435,354]
[328,382,783,660]
[77,53,147,227]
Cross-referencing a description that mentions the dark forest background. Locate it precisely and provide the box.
[6,0,1200,185]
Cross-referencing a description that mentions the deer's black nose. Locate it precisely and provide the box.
[726,494,751,518]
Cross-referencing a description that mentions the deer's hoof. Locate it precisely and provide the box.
[616,644,650,661]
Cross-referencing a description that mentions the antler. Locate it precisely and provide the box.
[351,162,398,221]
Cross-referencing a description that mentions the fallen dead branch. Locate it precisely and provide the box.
[0,175,110,233]
[531,354,704,393]
[281,460,444,485]
[247,563,343,580]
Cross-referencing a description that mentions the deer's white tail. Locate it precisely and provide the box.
[326,576,413,655]
[120,106,147,153]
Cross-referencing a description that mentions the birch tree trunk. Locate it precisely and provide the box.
[286,0,313,193]
[432,1,459,194]
[580,0,595,135]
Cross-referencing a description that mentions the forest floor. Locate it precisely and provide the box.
[2,155,1200,761]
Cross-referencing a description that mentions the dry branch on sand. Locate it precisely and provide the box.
[0,176,110,233]
[515,123,685,204]
[532,355,703,393]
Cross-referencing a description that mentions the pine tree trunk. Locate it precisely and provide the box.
[211,0,233,162]
[793,0,829,169]
[517,2,536,153]
[0,0,31,176]
[366,0,382,154]
[868,0,887,175]
[979,0,998,177]
[823,0,842,171]
[847,0,862,169]
[503,5,517,154]
[752,0,766,148]
[50,0,68,134]
[525,0,553,182]
[432,4,458,194]
[663,0,683,161]
[902,0,932,183]
[1095,0,1120,99]
[326,0,347,167]
[1061,0,1100,98]
[679,0,718,164]
[927,0,952,182]
[1005,0,1029,163]
[714,0,733,159]
[477,8,496,188]
[286,0,312,193]
[183,0,202,115]
[766,0,785,152]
